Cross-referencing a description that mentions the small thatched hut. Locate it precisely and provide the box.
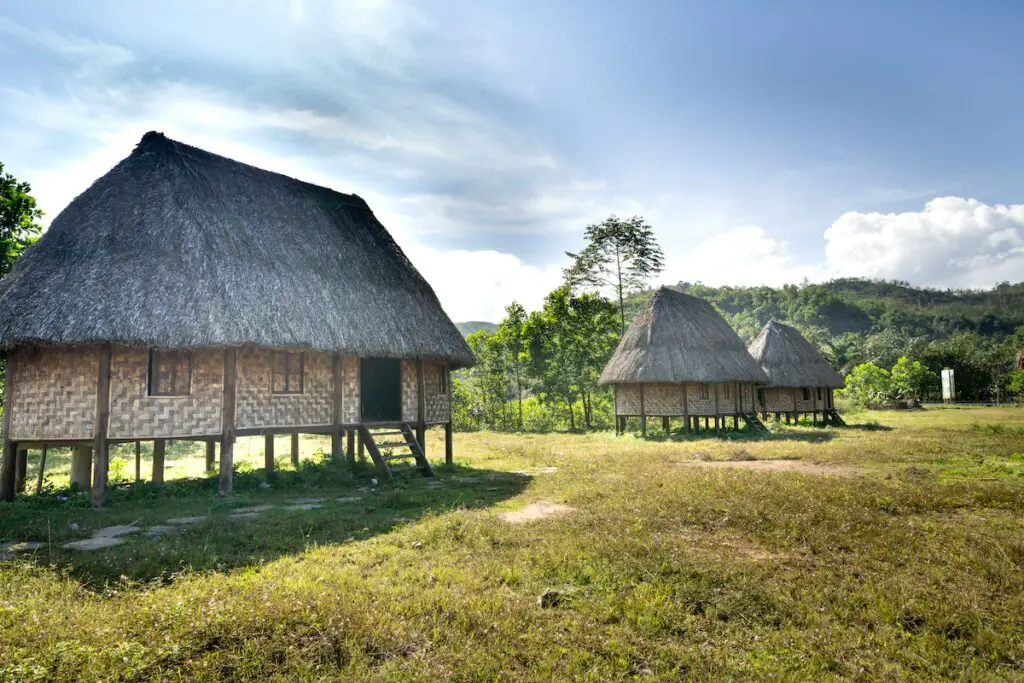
[747,321,844,424]
[0,132,474,504]
[599,287,769,435]
[1016,349,1024,370]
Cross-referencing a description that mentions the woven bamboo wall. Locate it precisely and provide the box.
[424,361,450,423]
[235,348,332,429]
[400,360,418,423]
[758,387,825,413]
[614,382,757,416]
[341,355,360,424]
[108,347,222,439]
[8,346,98,441]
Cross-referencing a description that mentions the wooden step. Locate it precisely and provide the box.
[376,440,411,449]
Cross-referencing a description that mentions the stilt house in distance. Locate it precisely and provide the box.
[599,287,769,435]
[747,321,844,425]
[0,132,474,505]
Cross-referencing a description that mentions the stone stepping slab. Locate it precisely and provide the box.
[63,536,125,551]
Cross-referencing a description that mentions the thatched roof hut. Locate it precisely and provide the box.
[1016,349,1024,371]
[600,287,768,434]
[0,132,472,503]
[747,320,844,423]
[599,287,767,386]
[0,131,473,366]
[747,321,844,389]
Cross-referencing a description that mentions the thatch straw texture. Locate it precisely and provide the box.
[0,132,474,367]
[599,287,768,385]
[747,321,844,389]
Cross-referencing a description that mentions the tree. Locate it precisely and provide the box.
[564,214,664,335]
[495,302,528,430]
[0,162,43,279]
[524,286,619,430]
[838,362,892,408]
[890,356,937,404]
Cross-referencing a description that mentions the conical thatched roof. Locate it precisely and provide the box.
[599,287,768,385]
[747,321,844,388]
[0,132,474,367]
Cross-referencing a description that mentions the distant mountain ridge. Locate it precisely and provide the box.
[456,321,498,337]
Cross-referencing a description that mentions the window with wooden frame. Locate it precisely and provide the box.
[272,351,304,394]
[698,383,710,400]
[723,383,730,400]
[148,350,191,396]
[817,388,823,401]
[802,387,811,401]
[437,366,449,396]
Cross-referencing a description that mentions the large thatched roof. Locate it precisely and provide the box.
[747,321,844,389]
[0,132,474,367]
[599,287,768,385]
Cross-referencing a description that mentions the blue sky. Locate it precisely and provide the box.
[1,0,1023,320]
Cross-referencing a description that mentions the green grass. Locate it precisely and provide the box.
[1,407,1023,680]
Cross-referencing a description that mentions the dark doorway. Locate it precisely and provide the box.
[360,357,402,422]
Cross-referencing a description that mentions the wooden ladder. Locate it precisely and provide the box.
[824,410,846,426]
[357,424,434,481]
[740,412,770,433]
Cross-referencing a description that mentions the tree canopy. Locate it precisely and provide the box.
[0,162,43,279]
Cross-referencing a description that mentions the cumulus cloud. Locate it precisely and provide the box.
[824,197,1024,286]
[661,225,821,287]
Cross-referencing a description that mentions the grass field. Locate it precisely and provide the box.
[1,407,1022,680]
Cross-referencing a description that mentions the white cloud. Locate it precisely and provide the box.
[824,197,1024,286]
[402,245,565,322]
[660,224,820,288]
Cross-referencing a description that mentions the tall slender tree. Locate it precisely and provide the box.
[564,214,664,335]
[496,302,528,430]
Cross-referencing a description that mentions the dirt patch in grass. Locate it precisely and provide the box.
[500,501,575,524]
[679,458,864,476]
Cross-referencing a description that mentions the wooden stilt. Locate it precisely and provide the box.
[332,353,344,462]
[264,433,275,479]
[92,344,112,507]
[812,388,818,425]
[662,416,670,433]
[639,384,647,437]
[358,433,365,461]
[2,439,19,501]
[416,359,426,455]
[15,448,27,493]
[205,440,216,473]
[291,433,300,468]
[1,356,17,501]
[445,422,453,465]
[152,439,166,484]
[682,383,690,433]
[219,348,237,496]
[346,429,355,462]
[35,445,48,494]
[135,440,141,482]
[714,383,720,431]
[70,446,92,491]
[614,387,620,435]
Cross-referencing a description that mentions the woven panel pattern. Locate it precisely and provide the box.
[758,387,821,413]
[236,348,332,429]
[614,382,757,416]
[108,347,222,438]
[401,359,418,422]
[425,361,450,423]
[341,355,359,424]
[8,346,98,440]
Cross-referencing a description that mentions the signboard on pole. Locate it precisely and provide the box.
[941,368,955,404]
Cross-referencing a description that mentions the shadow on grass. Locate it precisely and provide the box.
[0,458,529,588]
[633,429,839,444]
[833,422,894,432]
